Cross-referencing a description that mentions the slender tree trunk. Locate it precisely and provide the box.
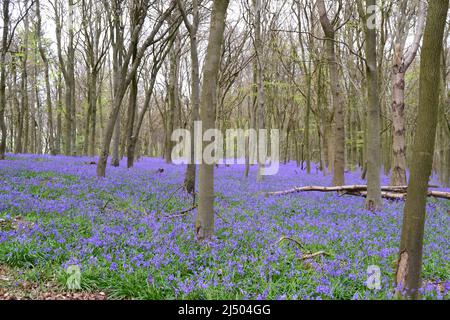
[84,79,92,155]
[244,96,252,178]
[15,49,26,154]
[395,0,449,299]
[0,0,10,159]
[88,75,98,157]
[196,0,230,241]
[86,70,98,157]
[165,27,180,164]
[390,48,407,186]
[254,0,265,182]
[33,57,43,154]
[126,39,138,168]
[127,59,161,168]
[179,0,200,194]
[305,61,311,174]
[97,1,175,177]
[55,0,75,156]
[110,3,123,168]
[111,116,120,166]
[36,0,55,155]
[358,0,382,210]
[55,70,63,154]
[390,1,426,186]
[317,0,345,186]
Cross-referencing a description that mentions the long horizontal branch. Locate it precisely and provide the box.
[266,185,449,201]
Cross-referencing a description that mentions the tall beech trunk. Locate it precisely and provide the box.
[126,51,138,168]
[358,0,382,211]
[317,0,345,186]
[305,61,311,174]
[110,2,123,168]
[111,116,121,166]
[15,42,27,154]
[244,96,253,178]
[254,0,265,182]
[178,0,200,194]
[390,1,426,186]
[395,0,449,299]
[67,0,76,156]
[55,0,76,156]
[36,0,55,155]
[87,70,99,157]
[55,70,63,154]
[125,2,139,168]
[165,27,180,164]
[196,0,229,241]
[390,48,408,185]
[0,0,10,159]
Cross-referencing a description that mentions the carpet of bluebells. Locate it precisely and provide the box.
[0,154,448,299]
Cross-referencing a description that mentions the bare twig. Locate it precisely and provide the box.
[162,205,197,219]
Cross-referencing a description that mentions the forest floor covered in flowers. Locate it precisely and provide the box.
[0,154,448,300]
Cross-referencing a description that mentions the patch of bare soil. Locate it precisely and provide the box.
[0,265,107,300]
[0,216,36,231]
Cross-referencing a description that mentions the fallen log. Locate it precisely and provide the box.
[266,185,449,200]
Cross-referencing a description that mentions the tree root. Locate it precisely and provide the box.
[162,205,197,218]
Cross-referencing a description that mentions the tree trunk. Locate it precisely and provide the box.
[88,71,98,157]
[305,62,311,174]
[395,0,449,299]
[36,0,55,155]
[317,0,345,186]
[55,0,76,156]
[179,0,201,195]
[109,1,123,168]
[166,27,180,164]
[254,0,265,182]
[111,115,121,167]
[0,0,10,159]
[55,70,63,154]
[97,1,175,177]
[390,49,407,186]
[390,1,426,186]
[196,0,229,241]
[126,36,138,168]
[358,0,382,211]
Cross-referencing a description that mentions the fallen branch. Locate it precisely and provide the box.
[266,185,449,200]
[275,236,332,261]
[275,236,307,250]
[300,251,330,260]
[99,198,114,213]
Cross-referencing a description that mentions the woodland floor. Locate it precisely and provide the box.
[0,154,448,300]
